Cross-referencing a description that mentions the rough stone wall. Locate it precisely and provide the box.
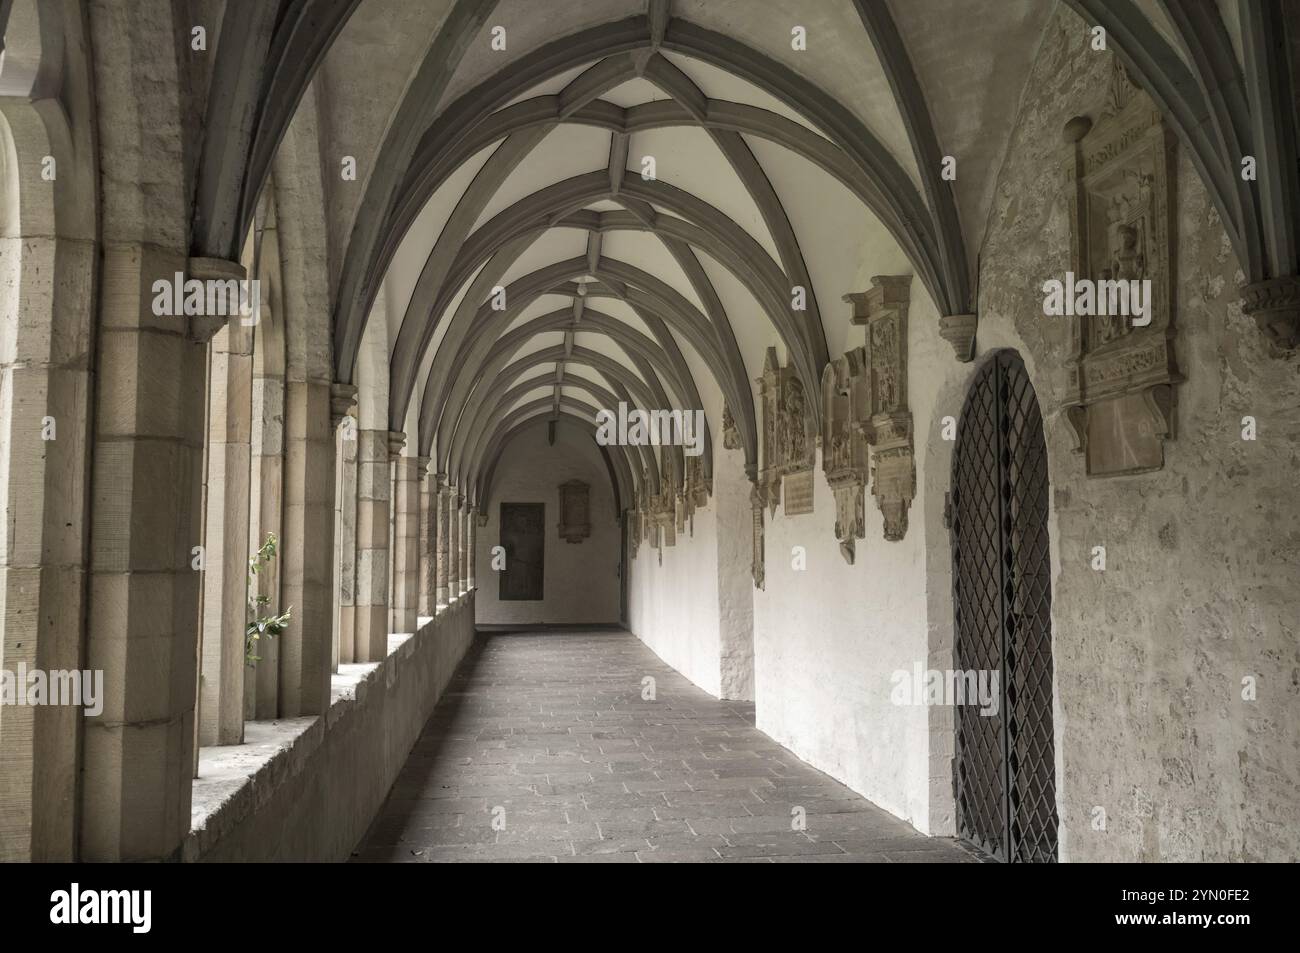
[968,8,1300,861]
[473,423,621,625]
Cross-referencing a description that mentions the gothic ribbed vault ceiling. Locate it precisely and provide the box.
[194,0,1263,511]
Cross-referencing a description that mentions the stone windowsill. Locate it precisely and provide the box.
[186,591,474,857]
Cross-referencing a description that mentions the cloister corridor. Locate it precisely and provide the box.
[1,0,1297,876]
[353,629,977,863]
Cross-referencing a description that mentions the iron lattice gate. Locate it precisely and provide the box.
[950,351,1058,863]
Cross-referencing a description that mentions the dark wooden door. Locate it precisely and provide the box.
[499,503,544,600]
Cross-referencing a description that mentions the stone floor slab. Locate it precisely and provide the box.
[352,629,977,864]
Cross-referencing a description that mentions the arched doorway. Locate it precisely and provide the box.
[950,350,1058,862]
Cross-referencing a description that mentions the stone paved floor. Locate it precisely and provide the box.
[352,629,981,863]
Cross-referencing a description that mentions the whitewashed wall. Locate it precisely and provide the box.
[627,480,723,698]
[628,429,756,700]
[751,283,944,832]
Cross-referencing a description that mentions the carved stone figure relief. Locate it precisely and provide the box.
[757,347,815,517]
[721,402,742,450]
[821,347,870,562]
[845,275,915,542]
[1061,61,1182,477]
[686,454,710,509]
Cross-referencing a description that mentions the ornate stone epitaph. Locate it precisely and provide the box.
[845,276,915,542]
[721,402,742,450]
[821,347,870,562]
[1061,64,1182,477]
[757,347,816,517]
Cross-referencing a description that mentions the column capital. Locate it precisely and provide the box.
[1241,276,1300,351]
[415,455,432,480]
[186,256,247,344]
[387,430,407,459]
[330,382,358,427]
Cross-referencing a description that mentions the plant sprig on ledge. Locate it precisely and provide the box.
[246,533,292,665]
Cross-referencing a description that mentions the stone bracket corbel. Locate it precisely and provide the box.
[939,313,977,362]
[330,382,358,429]
[185,256,246,344]
[1241,276,1300,352]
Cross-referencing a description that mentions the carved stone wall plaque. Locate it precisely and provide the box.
[645,482,677,551]
[783,469,815,516]
[750,484,765,590]
[686,455,710,509]
[1061,62,1181,477]
[845,276,915,541]
[661,509,677,548]
[821,347,870,562]
[721,402,742,449]
[757,347,815,517]
[557,479,591,543]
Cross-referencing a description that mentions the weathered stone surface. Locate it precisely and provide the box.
[972,9,1300,860]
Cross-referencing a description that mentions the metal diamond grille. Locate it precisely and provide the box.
[951,352,1058,863]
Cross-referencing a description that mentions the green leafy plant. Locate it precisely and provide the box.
[246,533,292,665]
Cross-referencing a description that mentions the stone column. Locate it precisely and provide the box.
[354,428,391,662]
[466,510,477,590]
[417,458,433,617]
[278,375,336,716]
[0,214,95,862]
[448,490,461,598]
[247,365,284,719]
[390,439,420,634]
[387,455,397,621]
[334,402,358,666]
[435,480,450,607]
[198,320,253,746]
[458,499,469,595]
[80,249,217,861]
